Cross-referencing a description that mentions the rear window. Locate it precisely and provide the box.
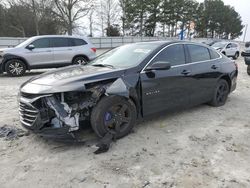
[73,38,87,46]
[187,44,210,62]
[50,38,69,47]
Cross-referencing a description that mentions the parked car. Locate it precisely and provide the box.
[241,41,250,75]
[0,35,96,76]
[18,41,238,140]
[202,39,221,46]
[212,42,240,59]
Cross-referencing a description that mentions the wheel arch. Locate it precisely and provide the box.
[2,54,30,72]
[72,54,89,64]
[219,74,232,91]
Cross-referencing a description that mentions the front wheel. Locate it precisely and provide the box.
[5,59,26,76]
[91,96,137,139]
[209,79,230,107]
[247,65,250,75]
[233,52,239,60]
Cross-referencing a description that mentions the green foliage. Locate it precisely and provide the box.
[121,0,243,39]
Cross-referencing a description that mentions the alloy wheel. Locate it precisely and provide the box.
[216,82,229,104]
[104,103,132,134]
[8,61,24,76]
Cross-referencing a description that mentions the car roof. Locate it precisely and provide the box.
[29,35,88,40]
[132,40,211,48]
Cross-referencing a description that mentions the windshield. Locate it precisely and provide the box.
[212,42,227,48]
[90,43,160,68]
[15,38,34,48]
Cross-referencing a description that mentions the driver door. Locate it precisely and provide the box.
[24,38,54,67]
[140,44,192,116]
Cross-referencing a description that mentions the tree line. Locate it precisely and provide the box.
[0,0,244,39]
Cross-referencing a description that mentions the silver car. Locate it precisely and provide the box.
[212,42,240,60]
[0,35,97,76]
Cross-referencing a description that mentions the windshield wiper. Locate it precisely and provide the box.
[91,64,115,69]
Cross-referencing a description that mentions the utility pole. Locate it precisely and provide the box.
[243,24,248,42]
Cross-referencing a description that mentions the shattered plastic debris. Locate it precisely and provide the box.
[0,125,29,140]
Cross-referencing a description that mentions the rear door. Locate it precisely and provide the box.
[50,37,73,65]
[140,44,193,116]
[24,38,54,67]
[186,44,221,104]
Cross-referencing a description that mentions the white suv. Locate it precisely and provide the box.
[0,35,97,76]
[212,42,240,60]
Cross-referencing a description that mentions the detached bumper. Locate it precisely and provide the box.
[22,123,76,141]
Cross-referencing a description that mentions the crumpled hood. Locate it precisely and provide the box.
[21,65,126,94]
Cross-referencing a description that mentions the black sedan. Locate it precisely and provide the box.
[18,41,238,140]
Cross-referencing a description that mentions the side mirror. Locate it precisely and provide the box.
[241,51,250,57]
[145,61,171,71]
[27,44,35,50]
[226,45,231,49]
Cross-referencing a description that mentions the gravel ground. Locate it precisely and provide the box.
[0,53,250,188]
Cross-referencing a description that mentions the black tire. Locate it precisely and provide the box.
[247,65,250,76]
[5,59,26,77]
[209,79,230,107]
[91,96,137,139]
[233,52,239,60]
[72,56,88,65]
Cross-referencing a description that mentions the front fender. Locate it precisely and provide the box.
[2,54,30,71]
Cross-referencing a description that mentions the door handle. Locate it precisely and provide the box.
[68,49,73,51]
[181,70,191,75]
[46,50,52,52]
[211,65,219,70]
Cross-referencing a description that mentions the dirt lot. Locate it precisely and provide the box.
[0,54,250,188]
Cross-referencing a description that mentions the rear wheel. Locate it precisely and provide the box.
[72,56,88,65]
[247,65,250,76]
[209,79,230,107]
[91,96,136,139]
[5,59,26,77]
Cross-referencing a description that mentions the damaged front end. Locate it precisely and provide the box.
[18,76,139,141]
[19,86,105,140]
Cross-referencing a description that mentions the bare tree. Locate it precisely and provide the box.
[98,0,120,36]
[53,0,92,35]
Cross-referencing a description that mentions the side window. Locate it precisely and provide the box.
[209,49,220,59]
[187,44,210,62]
[232,43,238,48]
[31,38,50,48]
[74,39,87,46]
[68,38,87,47]
[50,38,69,48]
[152,44,186,66]
[227,43,232,48]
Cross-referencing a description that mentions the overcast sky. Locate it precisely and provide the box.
[197,0,250,41]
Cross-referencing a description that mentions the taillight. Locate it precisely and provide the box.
[91,48,96,53]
